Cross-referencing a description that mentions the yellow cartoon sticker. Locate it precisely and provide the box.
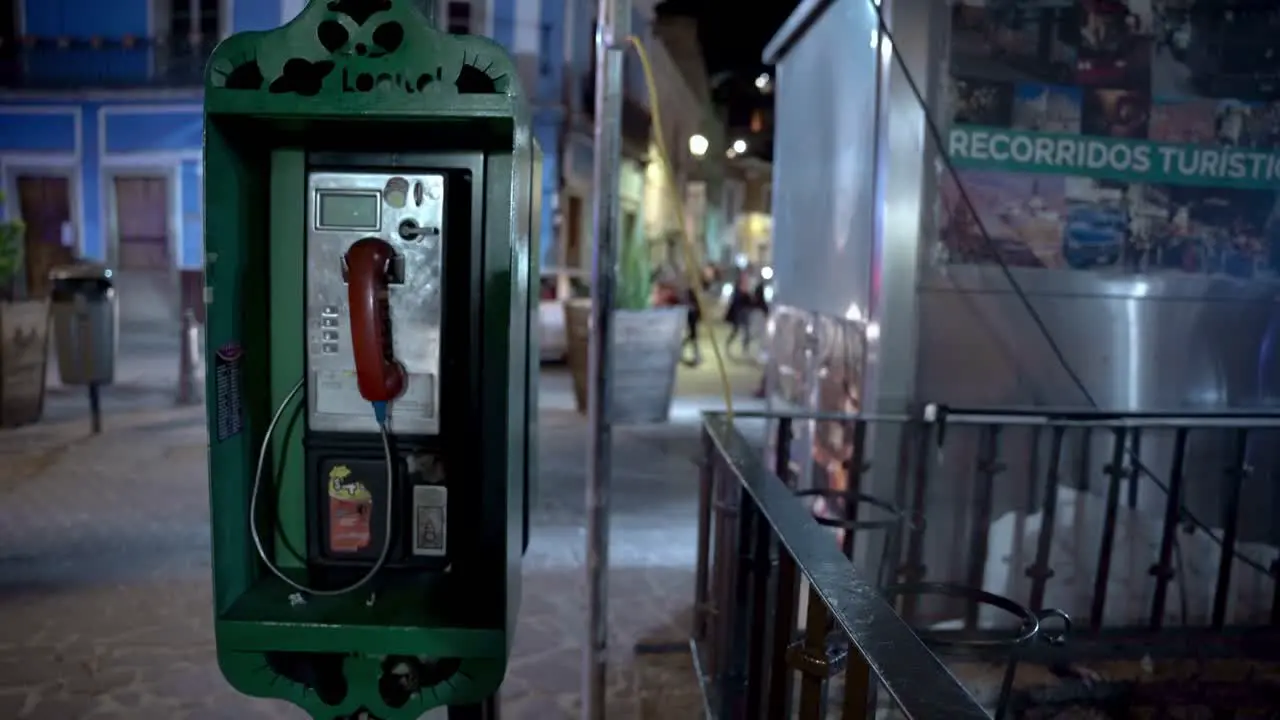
[327,464,372,501]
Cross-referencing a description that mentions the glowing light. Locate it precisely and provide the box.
[732,139,748,154]
[688,134,709,157]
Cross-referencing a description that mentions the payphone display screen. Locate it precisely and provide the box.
[317,191,380,230]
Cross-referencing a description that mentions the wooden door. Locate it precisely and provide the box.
[15,176,74,298]
[113,176,178,327]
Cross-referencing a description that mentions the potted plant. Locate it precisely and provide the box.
[0,193,51,427]
[564,222,686,423]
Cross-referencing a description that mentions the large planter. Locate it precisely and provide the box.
[0,298,51,428]
[564,299,685,424]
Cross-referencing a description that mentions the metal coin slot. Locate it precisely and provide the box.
[383,176,409,209]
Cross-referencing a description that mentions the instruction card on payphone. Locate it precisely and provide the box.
[315,370,436,420]
[412,485,447,557]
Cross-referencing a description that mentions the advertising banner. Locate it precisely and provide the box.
[943,0,1280,276]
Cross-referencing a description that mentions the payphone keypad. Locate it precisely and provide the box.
[305,172,445,435]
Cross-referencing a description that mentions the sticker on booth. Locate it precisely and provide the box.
[327,464,373,554]
[213,342,245,441]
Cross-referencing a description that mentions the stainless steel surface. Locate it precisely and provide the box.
[768,0,880,324]
[50,264,119,387]
[765,0,1280,627]
[917,266,1280,548]
[583,0,629,714]
[304,171,444,435]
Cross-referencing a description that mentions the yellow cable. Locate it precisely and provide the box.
[627,35,735,421]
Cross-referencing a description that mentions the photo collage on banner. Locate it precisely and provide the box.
[943,0,1280,278]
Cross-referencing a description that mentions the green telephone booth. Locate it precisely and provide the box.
[201,1,539,716]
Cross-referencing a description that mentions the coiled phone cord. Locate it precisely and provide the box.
[250,377,397,597]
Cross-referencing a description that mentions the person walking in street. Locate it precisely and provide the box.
[682,284,703,367]
[751,279,771,396]
[724,274,755,358]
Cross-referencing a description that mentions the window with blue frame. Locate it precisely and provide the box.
[161,0,222,43]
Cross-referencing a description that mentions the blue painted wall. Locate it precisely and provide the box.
[4,0,291,270]
[23,0,148,37]
[233,0,284,32]
[0,112,77,152]
[181,160,203,267]
[0,99,203,267]
[104,110,203,153]
[3,0,591,270]
[489,0,570,268]
[20,0,287,36]
[82,104,102,261]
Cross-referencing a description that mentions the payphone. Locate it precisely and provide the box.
[202,2,539,718]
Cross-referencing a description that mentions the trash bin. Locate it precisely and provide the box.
[49,263,118,386]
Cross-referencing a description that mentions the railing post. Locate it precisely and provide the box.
[767,550,799,717]
[744,494,773,719]
[693,424,715,643]
[1149,428,1188,629]
[721,491,760,718]
[839,648,873,720]
[774,417,794,483]
[1090,426,1128,632]
[1126,428,1143,509]
[1270,555,1280,627]
[708,465,740,682]
[899,420,935,623]
[791,586,832,719]
[841,419,869,560]
[964,424,1002,629]
[1027,426,1067,612]
[1212,428,1250,629]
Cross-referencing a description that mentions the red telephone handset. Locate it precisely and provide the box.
[345,237,406,403]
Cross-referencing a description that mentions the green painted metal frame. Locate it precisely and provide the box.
[202,1,539,716]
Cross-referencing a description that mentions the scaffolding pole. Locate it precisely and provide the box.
[583,0,630,716]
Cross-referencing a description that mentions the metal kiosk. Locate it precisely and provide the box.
[201,1,540,717]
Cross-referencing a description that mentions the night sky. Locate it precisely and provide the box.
[656,0,802,73]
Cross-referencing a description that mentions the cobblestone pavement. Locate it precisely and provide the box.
[2,340,762,719]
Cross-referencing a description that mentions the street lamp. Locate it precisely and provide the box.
[732,139,747,154]
[688,134,709,158]
[754,73,770,90]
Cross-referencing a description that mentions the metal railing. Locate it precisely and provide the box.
[693,407,1280,718]
[694,412,990,719]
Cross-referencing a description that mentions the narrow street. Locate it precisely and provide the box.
[0,331,762,719]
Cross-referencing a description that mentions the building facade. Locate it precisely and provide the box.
[0,0,315,330]
[0,0,717,330]
[724,156,773,268]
